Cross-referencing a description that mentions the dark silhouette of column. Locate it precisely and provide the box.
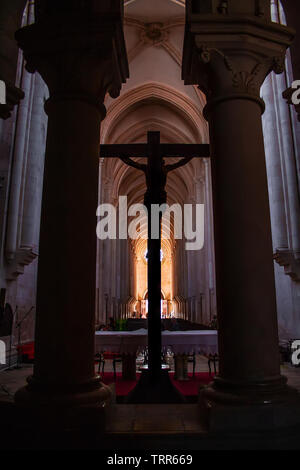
[183,0,300,432]
[14,1,128,425]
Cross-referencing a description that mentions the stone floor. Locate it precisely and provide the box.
[1,359,300,450]
[1,356,300,402]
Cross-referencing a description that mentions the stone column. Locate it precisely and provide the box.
[183,1,300,432]
[203,159,216,321]
[20,72,48,253]
[280,0,300,72]
[5,2,35,261]
[261,73,289,252]
[280,0,300,121]
[262,68,300,282]
[14,2,128,423]
[96,158,105,325]
[0,0,27,119]
[194,173,207,320]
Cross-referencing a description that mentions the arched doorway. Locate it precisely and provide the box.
[141,290,168,318]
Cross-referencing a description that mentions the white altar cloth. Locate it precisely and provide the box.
[95,330,218,356]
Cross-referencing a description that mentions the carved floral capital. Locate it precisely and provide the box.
[183,13,294,110]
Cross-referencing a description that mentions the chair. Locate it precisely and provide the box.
[187,353,196,378]
[95,353,105,375]
[112,353,122,381]
[98,352,122,381]
[208,354,219,376]
[96,352,123,381]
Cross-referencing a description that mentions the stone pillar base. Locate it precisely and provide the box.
[126,369,186,404]
[199,381,300,433]
[14,376,112,430]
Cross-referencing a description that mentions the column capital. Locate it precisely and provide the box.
[15,5,129,117]
[183,9,294,115]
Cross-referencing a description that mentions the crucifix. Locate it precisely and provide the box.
[100,131,210,401]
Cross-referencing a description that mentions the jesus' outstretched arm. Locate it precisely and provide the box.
[120,156,147,172]
[165,157,193,173]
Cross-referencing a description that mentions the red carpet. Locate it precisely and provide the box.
[100,372,214,397]
[17,342,35,361]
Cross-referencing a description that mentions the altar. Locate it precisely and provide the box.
[95,329,218,380]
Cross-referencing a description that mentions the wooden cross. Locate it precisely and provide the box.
[100,131,210,383]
